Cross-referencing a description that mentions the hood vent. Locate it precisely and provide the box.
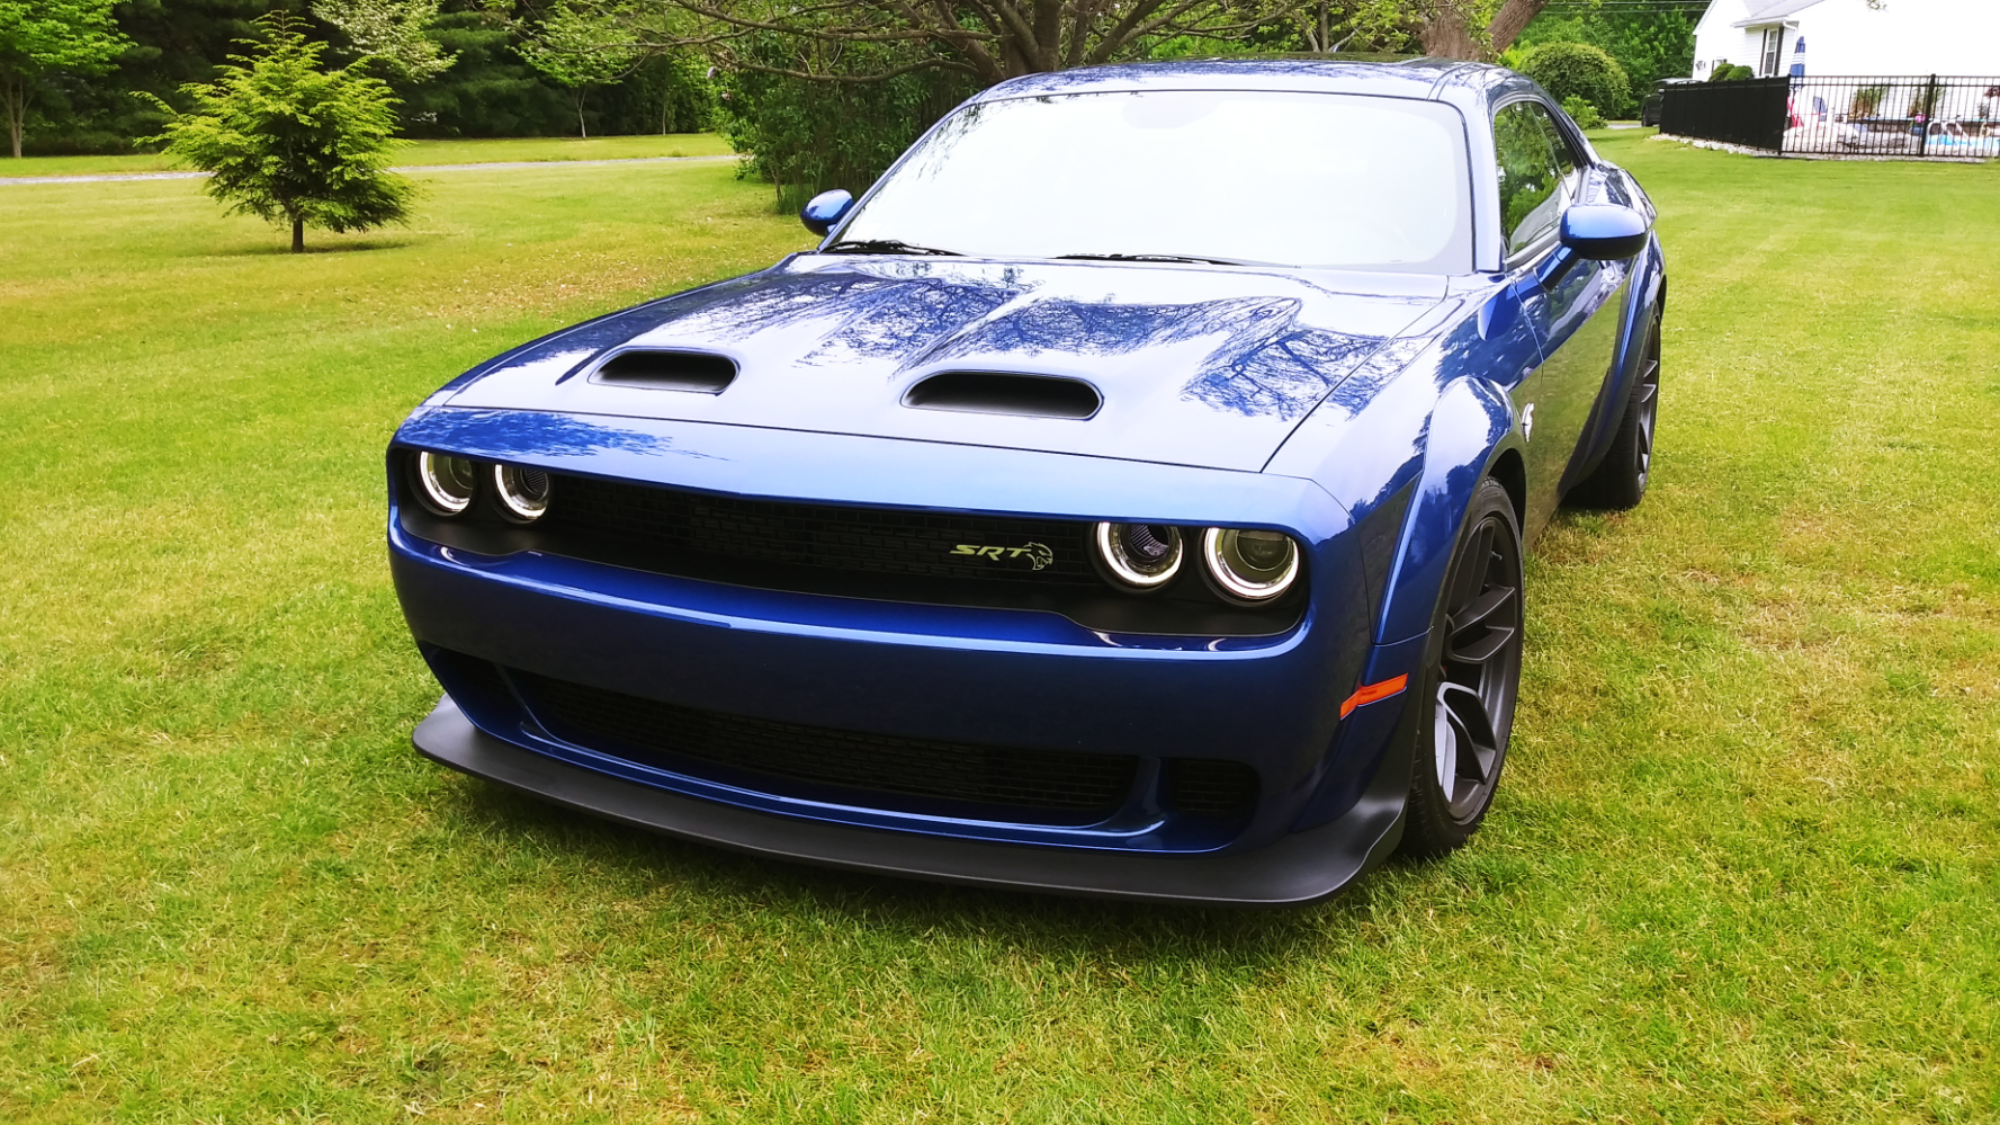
[902,371,1101,420]
[591,349,737,394]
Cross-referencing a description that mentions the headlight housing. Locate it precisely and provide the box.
[1094,521,1183,589]
[415,451,478,516]
[1201,527,1301,602]
[493,463,552,522]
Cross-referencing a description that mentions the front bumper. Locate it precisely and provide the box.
[416,693,1411,906]
[389,409,1428,881]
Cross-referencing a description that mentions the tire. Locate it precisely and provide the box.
[1398,478,1525,859]
[1568,315,1661,510]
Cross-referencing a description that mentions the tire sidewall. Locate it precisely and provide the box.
[1400,477,1524,857]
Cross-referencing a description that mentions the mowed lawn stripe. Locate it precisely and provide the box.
[0,135,1995,1123]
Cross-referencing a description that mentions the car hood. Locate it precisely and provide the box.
[442,255,1453,473]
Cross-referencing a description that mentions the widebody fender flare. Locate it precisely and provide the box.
[1374,375,1522,645]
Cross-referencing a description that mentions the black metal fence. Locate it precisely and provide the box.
[1659,77,1791,150]
[1662,75,2000,158]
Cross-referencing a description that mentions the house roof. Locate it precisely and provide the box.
[1733,0,1825,26]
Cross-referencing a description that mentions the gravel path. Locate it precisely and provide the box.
[0,152,735,186]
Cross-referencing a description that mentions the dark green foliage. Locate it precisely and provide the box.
[1518,41,1631,118]
[148,13,415,251]
[1561,93,1604,130]
[393,7,567,138]
[595,50,715,136]
[1516,6,1694,113]
[21,0,307,156]
[716,35,974,213]
[0,0,132,157]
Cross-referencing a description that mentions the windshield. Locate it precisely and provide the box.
[832,89,1473,273]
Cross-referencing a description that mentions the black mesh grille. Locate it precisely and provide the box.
[1164,757,1260,820]
[542,474,1100,586]
[512,670,1139,819]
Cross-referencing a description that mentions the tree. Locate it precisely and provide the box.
[1417,0,1571,61]
[597,0,1550,91]
[0,0,130,157]
[312,0,460,80]
[517,0,644,137]
[148,13,416,252]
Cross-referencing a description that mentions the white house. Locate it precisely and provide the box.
[1691,0,2000,79]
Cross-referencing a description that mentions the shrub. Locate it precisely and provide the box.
[716,37,974,213]
[1519,41,1631,118]
[1562,95,1605,130]
[1710,63,1757,82]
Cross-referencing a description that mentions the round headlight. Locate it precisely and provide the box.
[493,464,552,522]
[1094,521,1183,589]
[1202,527,1300,602]
[415,451,478,516]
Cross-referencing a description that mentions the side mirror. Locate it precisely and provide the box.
[1559,205,1650,261]
[800,189,854,237]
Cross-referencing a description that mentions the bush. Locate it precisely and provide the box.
[1710,63,1757,82]
[1518,41,1631,118]
[1561,95,1605,130]
[716,37,975,213]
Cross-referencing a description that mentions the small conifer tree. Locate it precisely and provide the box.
[149,13,416,253]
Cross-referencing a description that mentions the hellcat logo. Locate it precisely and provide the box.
[951,542,1055,571]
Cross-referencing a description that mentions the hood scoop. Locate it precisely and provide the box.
[902,371,1102,420]
[590,349,737,394]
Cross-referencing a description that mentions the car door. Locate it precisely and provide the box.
[1492,100,1627,531]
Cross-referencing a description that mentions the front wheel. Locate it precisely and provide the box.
[1398,478,1525,858]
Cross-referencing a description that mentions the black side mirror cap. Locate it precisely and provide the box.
[800,189,855,236]
[1559,205,1651,261]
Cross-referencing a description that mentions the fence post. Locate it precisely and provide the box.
[1919,74,1938,156]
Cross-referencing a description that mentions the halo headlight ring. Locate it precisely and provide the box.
[492,463,553,522]
[1201,527,1301,603]
[1093,521,1184,591]
[414,450,479,516]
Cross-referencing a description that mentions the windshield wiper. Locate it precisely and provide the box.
[821,239,962,257]
[1054,252,1268,267]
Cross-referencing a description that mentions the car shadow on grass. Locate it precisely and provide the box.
[443,772,1391,965]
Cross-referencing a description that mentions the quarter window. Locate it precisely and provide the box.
[1494,102,1568,257]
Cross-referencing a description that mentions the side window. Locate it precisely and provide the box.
[1494,103,1564,257]
[1537,110,1581,194]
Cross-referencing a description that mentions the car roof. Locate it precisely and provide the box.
[969,57,1543,117]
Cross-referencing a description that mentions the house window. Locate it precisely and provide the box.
[1761,28,1784,77]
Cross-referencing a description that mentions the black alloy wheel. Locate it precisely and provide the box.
[1399,478,1525,857]
[1569,315,1661,510]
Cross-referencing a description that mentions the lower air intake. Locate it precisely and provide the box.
[512,670,1140,822]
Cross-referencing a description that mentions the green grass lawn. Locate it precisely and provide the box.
[1,137,1996,1123]
[0,132,734,178]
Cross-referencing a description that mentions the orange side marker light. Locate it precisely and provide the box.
[1339,674,1410,719]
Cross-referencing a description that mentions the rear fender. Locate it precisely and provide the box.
[1565,234,1666,487]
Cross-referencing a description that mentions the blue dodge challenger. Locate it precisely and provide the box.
[388,59,1664,905]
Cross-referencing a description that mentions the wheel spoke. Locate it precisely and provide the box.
[1449,621,1516,665]
[1449,520,1495,612]
[1433,700,1458,794]
[1438,682,1498,790]
[1448,580,1504,644]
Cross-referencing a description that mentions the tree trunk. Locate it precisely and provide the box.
[292,218,304,254]
[575,90,588,139]
[1421,3,1484,61]
[3,75,24,159]
[1487,0,1550,55]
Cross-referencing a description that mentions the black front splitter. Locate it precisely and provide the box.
[413,695,1408,907]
